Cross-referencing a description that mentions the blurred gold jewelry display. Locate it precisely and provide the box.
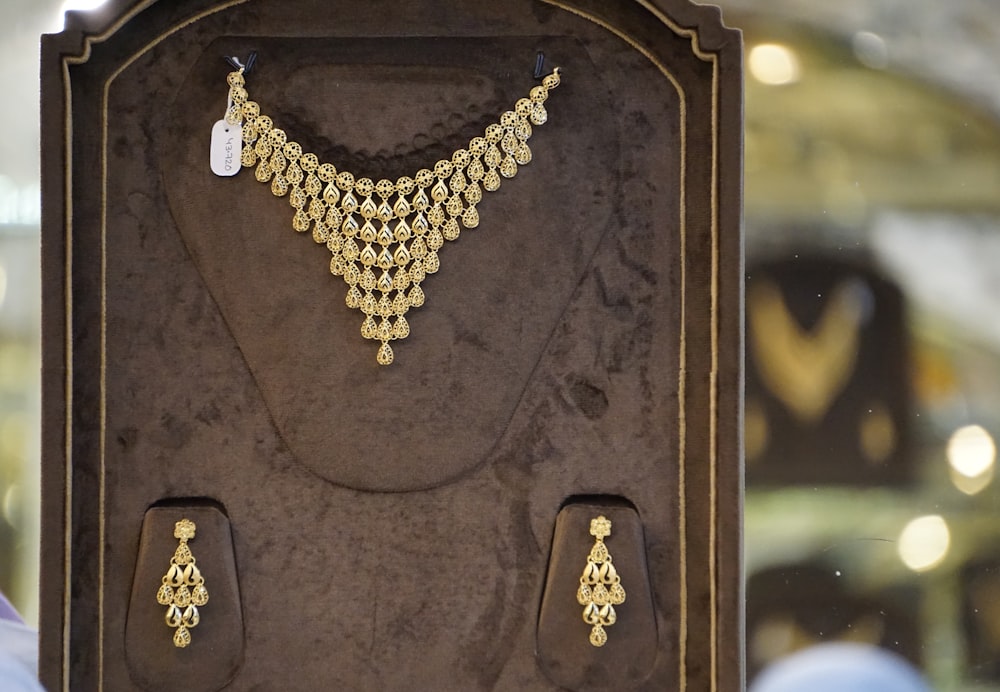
[224,66,561,365]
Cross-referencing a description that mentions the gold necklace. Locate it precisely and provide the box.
[223,65,562,365]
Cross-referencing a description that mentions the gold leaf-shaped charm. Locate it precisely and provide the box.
[426,229,444,251]
[359,220,377,243]
[377,318,392,341]
[431,179,449,203]
[377,296,393,318]
[254,160,272,182]
[173,543,193,565]
[412,188,430,212]
[410,237,428,259]
[464,182,482,205]
[462,207,480,229]
[501,130,518,155]
[327,233,343,254]
[467,158,485,182]
[376,200,394,223]
[393,196,412,218]
[376,224,394,247]
[583,603,600,625]
[271,174,289,197]
[515,143,532,166]
[343,264,360,285]
[326,206,350,228]
[361,293,377,316]
[308,198,326,221]
[483,169,501,192]
[408,284,425,307]
[345,286,362,309]
[285,161,303,184]
[442,218,460,242]
[182,605,200,628]
[311,221,329,244]
[341,214,359,238]
[577,583,592,606]
[424,252,440,274]
[377,247,394,270]
[360,268,377,291]
[392,293,409,316]
[484,143,502,167]
[531,103,548,125]
[342,238,359,262]
[599,604,616,626]
[589,541,609,563]
[394,219,412,243]
[377,271,393,293]
[599,561,618,584]
[359,195,378,219]
[173,626,192,649]
[392,316,410,339]
[592,583,610,606]
[446,195,464,217]
[359,244,378,267]
[323,182,340,205]
[341,190,358,213]
[292,210,310,232]
[289,187,307,209]
[394,268,411,291]
[393,244,411,267]
[361,316,378,339]
[241,146,257,167]
[377,342,394,366]
[174,585,191,607]
[329,255,346,276]
[428,204,446,226]
[609,583,626,605]
[412,212,429,235]
[449,169,467,193]
[305,173,322,196]
[156,584,173,606]
[269,151,287,175]
[500,155,518,179]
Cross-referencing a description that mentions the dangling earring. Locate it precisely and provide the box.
[156,518,209,647]
[576,515,626,647]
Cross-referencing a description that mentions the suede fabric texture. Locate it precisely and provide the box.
[40,1,744,689]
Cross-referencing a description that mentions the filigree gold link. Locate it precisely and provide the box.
[500,155,518,179]
[231,67,561,364]
[530,103,548,125]
[464,182,482,205]
[515,143,532,165]
[408,284,425,307]
[360,268,376,291]
[241,147,257,168]
[445,195,464,218]
[346,286,362,309]
[442,218,460,242]
[289,187,307,209]
[467,158,485,182]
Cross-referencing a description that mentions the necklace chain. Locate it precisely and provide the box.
[225,67,561,365]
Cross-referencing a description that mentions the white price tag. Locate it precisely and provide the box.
[210,119,242,177]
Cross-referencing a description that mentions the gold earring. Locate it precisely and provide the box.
[576,515,626,647]
[156,518,209,648]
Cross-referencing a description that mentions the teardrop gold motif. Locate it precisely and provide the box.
[227,65,562,363]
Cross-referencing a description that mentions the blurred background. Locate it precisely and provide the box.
[2,0,1000,688]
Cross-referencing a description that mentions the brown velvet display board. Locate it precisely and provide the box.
[40,1,742,689]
